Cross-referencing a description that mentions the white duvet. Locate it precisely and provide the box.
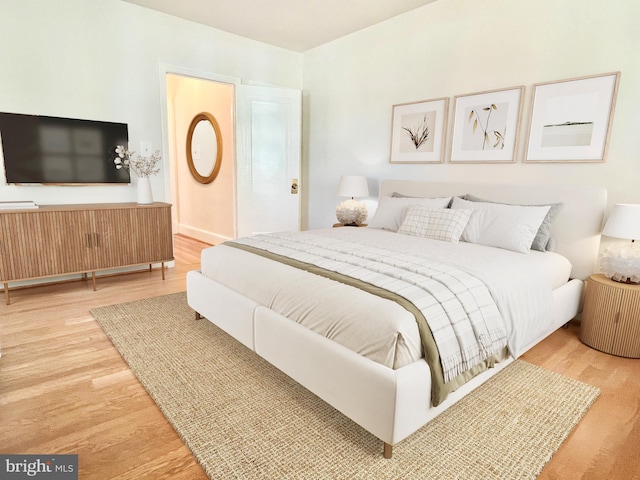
[201,227,571,368]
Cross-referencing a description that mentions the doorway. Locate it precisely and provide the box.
[162,68,302,244]
[165,73,236,245]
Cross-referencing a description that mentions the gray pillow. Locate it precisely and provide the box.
[464,194,562,252]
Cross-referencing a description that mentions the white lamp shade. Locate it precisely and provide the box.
[337,175,369,198]
[602,204,640,240]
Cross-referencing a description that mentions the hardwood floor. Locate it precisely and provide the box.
[0,234,210,479]
[1,234,639,479]
[522,326,640,480]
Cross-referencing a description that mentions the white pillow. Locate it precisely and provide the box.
[368,196,452,231]
[398,206,473,243]
[451,196,551,253]
[464,194,562,252]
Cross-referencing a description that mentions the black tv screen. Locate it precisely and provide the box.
[0,112,130,184]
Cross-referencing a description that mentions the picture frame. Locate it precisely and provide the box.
[390,97,448,164]
[525,72,620,163]
[449,86,524,163]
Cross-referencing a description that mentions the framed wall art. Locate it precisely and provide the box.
[525,72,620,163]
[449,86,524,163]
[390,97,448,164]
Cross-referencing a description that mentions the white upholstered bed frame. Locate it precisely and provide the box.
[186,180,607,458]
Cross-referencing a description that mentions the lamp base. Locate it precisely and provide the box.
[611,277,640,285]
[336,199,368,226]
[600,243,640,284]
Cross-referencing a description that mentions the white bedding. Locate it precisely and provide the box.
[202,242,423,368]
[201,227,571,367]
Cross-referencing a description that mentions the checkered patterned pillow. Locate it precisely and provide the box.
[398,206,473,242]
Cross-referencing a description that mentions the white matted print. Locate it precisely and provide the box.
[525,72,620,163]
[390,98,448,163]
[450,86,524,163]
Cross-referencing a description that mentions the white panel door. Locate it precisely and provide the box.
[236,84,301,238]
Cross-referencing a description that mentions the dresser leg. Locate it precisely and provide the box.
[4,283,9,305]
[383,442,393,459]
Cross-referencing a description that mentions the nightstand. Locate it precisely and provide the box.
[580,274,640,358]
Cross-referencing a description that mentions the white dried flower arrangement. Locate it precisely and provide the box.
[114,145,161,178]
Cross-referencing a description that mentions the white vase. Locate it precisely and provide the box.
[137,176,153,204]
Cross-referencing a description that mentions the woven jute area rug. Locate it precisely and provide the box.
[91,292,600,480]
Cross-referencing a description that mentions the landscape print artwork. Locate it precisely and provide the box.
[526,72,620,163]
[540,92,596,147]
[390,98,448,164]
[450,86,523,163]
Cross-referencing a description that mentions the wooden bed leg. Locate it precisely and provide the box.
[383,442,393,459]
[195,311,203,320]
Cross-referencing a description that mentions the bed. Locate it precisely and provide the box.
[186,180,606,458]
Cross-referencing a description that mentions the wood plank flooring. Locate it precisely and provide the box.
[0,234,210,480]
[1,233,638,479]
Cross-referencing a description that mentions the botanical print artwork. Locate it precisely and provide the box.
[462,102,509,151]
[390,97,448,163]
[449,86,523,163]
[400,111,436,153]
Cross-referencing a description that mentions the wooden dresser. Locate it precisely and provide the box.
[0,202,173,304]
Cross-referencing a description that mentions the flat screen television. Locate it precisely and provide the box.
[0,112,130,184]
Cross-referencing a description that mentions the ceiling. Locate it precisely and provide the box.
[122,0,439,52]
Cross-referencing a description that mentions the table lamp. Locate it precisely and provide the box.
[600,203,640,284]
[336,175,369,226]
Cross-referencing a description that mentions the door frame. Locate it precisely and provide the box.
[158,64,240,237]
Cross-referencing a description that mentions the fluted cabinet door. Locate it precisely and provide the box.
[581,277,620,353]
[88,204,173,270]
[580,274,640,358]
[91,208,136,270]
[612,288,640,357]
[0,213,9,280]
[46,210,92,275]
[128,206,173,264]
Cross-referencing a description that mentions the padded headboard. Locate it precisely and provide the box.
[379,180,607,280]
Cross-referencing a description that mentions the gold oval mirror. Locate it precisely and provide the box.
[186,112,223,184]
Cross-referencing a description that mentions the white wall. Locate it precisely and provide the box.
[302,0,640,229]
[3,0,639,234]
[0,0,301,206]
